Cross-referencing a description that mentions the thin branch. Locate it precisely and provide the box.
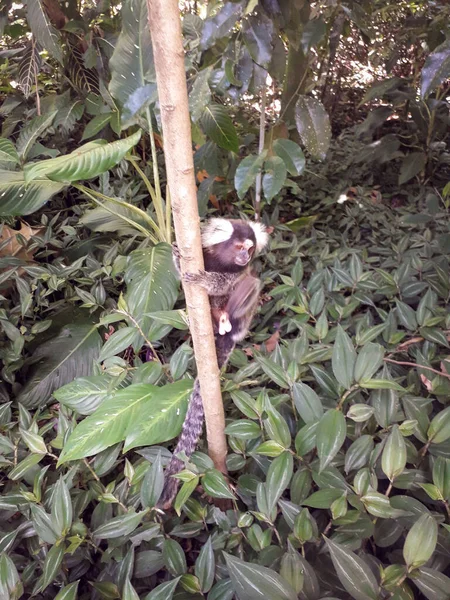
[384,357,450,380]
[254,85,266,221]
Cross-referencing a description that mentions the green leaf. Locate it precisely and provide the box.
[414,567,450,600]
[124,380,193,450]
[354,343,384,383]
[398,152,427,185]
[99,326,141,362]
[421,39,450,98]
[200,2,244,50]
[292,382,324,423]
[347,404,375,422]
[123,578,139,600]
[324,538,378,600]
[263,156,287,201]
[272,139,305,176]
[266,452,293,513]
[230,390,260,419]
[24,131,141,183]
[125,243,179,342]
[16,111,57,160]
[140,452,164,508]
[17,321,102,408]
[382,425,407,481]
[345,435,374,473]
[54,581,80,600]
[242,12,273,68]
[428,406,450,444]
[255,354,290,388]
[163,539,187,576]
[109,0,154,107]
[81,113,113,141]
[202,469,235,500]
[189,67,213,123]
[42,543,64,590]
[174,477,198,515]
[0,138,19,164]
[395,300,417,331]
[295,95,331,161]
[224,553,297,600]
[8,453,43,480]
[30,504,59,544]
[201,104,239,153]
[403,514,437,569]
[316,410,347,472]
[0,169,66,217]
[295,421,319,456]
[93,510,147,539]
[195,537,215,593]
[0,553,23,599]
[27,0,62,63]
[360,379,404,392]
[54,375,116,415]
[51,477,73,534]
[142,577,180,600]
[303,488,342,508]
[332,326,356,390]
[225,420,261,440]
[280,545,305,594]
[265,406,291,448]
[432,457,450,500]
[235,152,267,199]
[20,428,47,454]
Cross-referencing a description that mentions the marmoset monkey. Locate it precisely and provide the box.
[159,218,269,508]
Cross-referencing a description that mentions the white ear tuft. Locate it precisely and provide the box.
[201,218,234,248]
[249,221,269,254]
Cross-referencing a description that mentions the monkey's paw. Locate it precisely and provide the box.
[183,271,205,285]
[172,242,181,259]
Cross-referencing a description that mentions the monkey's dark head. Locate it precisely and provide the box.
[202,218,269,273]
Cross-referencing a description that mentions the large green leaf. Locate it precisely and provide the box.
[54,375,119,415]
[242,12,274,68]
[124,380,193,450]
[224,553,297,600]
[58,383,158,462]
[295,96,331,161]
[24,131,141,183]
[292,382,324,423]
[200,2,244,50]
[266,452,293,512]
[324,538,378,600]
[272,139,305,176]
[27,0,63,64]
[0,138,19,164]
[17,112,57,160]
[124,243,179,342]
[17,321,102,408]
[109,0,155,107]
[421,39,450,98]
[201,104,239,153]
[0,169,65,216]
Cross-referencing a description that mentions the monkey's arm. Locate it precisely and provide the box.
[218,275,261,339]
[183,270,238,295]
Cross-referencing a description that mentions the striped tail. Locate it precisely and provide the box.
[158,336,235,509]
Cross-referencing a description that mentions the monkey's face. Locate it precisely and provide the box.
[234,238,255,266]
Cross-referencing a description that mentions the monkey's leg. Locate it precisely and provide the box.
[182,270,237,295]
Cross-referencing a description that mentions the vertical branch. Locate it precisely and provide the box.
[146,0,228,475]
[254,85,266,221]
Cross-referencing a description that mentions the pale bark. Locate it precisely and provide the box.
[147,0,228,475]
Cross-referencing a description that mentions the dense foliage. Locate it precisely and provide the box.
[0,0,450,599]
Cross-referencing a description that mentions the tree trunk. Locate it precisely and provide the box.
[146,0,228,476]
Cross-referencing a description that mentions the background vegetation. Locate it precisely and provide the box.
[0,0,449,598]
